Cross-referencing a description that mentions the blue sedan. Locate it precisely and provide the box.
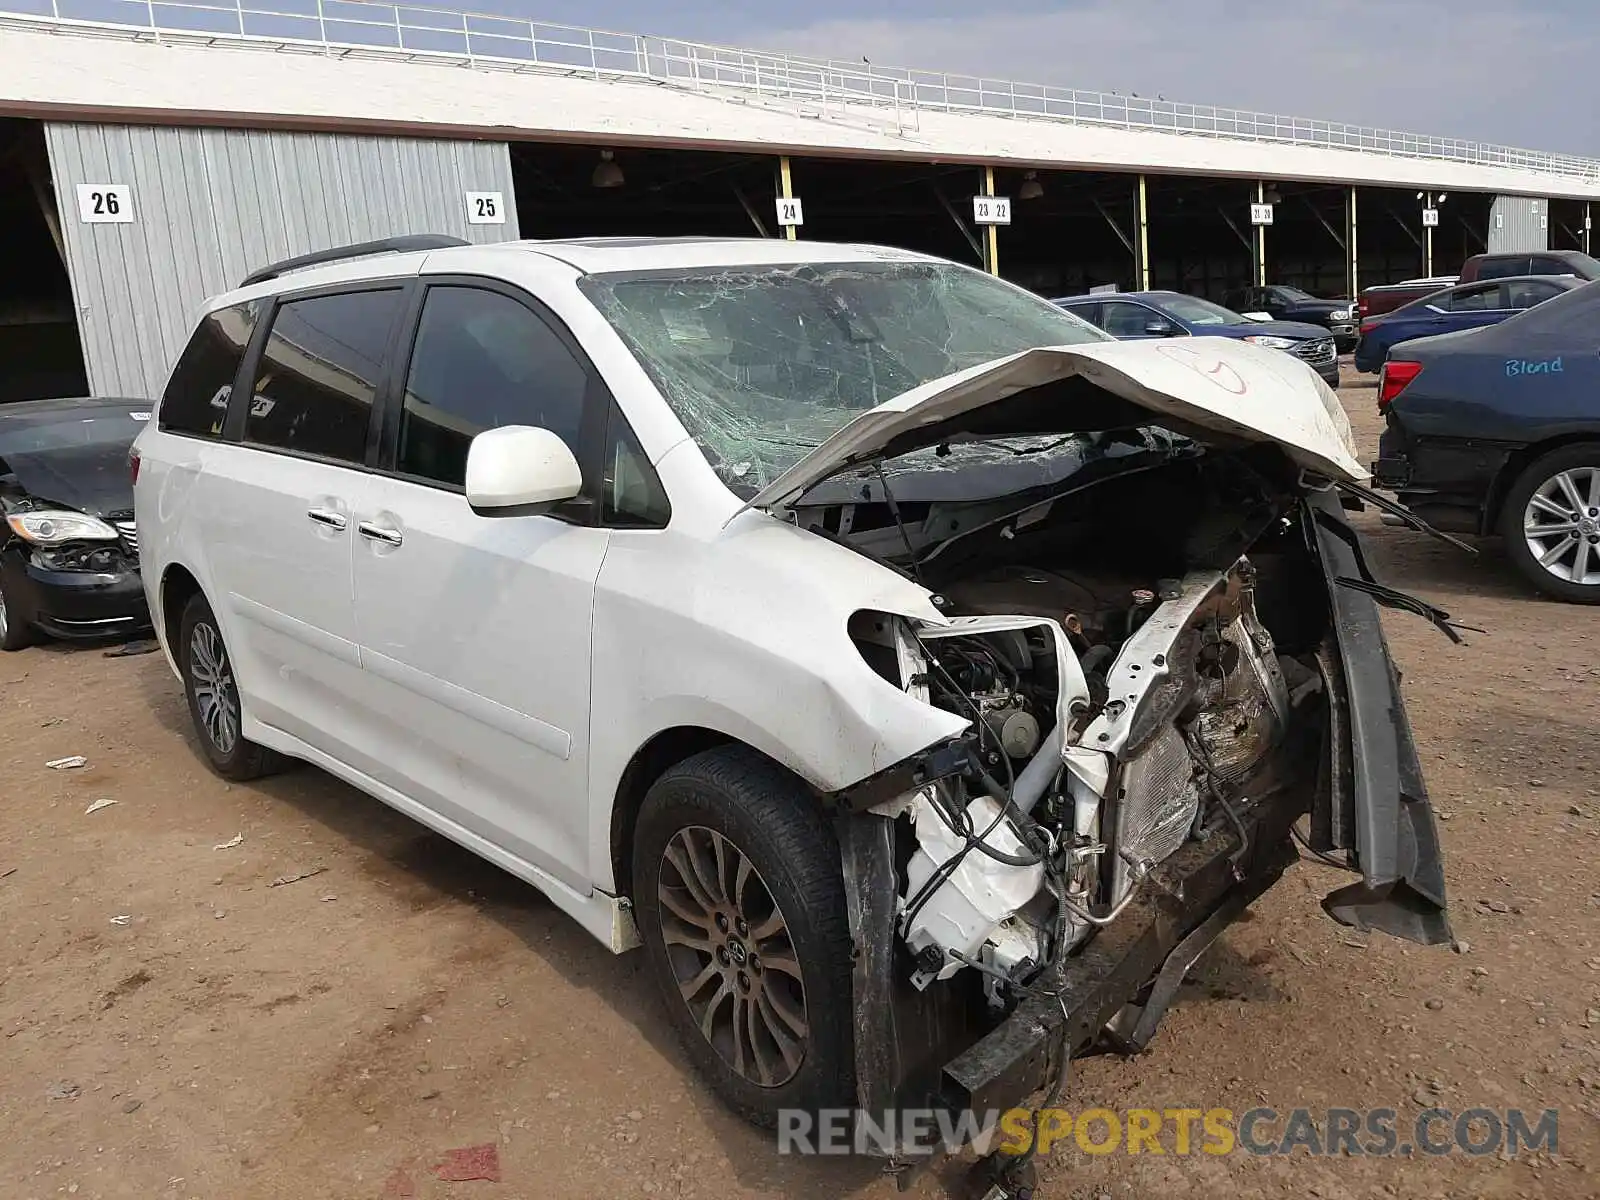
[1353,275,1580,374]
[1054,290,1340,387]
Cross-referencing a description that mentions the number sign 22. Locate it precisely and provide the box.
[465,191,506,225]
[77,184,133,224]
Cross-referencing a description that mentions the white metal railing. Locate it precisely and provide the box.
[6,0,1600,182]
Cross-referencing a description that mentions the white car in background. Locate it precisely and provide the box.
[133,235,1450,1177]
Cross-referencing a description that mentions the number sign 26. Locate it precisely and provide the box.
[465,191,506,225]
[76,184,133,224]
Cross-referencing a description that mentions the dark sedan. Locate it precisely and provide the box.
[1224,284,1357,348]
[1353,275,1580,374]
[0,397,151,649]
[1371,281,1600,603]
[1054,291,1340,386]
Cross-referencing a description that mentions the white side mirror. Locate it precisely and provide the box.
[465,425,583,515]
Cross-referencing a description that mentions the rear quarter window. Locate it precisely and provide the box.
[1476,257,1530,281]
[159,300,264,438]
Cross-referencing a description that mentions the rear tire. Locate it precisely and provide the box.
[179,593,287,780]
[1499,443,1600,604]
[0,570,37,651]
[632,746,855,1128]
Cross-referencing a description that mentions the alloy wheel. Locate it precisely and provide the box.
[1523,466,1600,587]
[189,620,240,755]
[656,826,809,1088]
[0,588,8,642]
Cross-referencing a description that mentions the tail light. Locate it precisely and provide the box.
[129,449,141,485]
[1359,319,1381,336]
[1358,297,1370,319]
[1378,360,1423,409]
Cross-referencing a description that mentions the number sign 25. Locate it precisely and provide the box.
[76,184,133,224]
[465,191,506,225]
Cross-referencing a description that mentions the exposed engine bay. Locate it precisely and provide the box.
[829,444,1338,1015]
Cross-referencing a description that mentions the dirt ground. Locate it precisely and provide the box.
[2,376,1597,1200]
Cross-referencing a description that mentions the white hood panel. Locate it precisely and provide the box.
[745,337,1364,513]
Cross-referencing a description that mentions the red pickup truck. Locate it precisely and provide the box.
[1358,250,1600,322]
[1356,276,1457,323]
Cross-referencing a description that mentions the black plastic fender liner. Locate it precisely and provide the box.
[1303,490,1452,946]
[940,803,1301,1120]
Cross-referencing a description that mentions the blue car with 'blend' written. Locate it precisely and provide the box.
[1353,275,1582,374]
[1053,291,1340,387]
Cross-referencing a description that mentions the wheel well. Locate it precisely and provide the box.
[160,564,203,651]
[1485,434,1600,533]
[609,726,736,898]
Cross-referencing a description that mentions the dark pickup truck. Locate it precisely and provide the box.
[1224,285,1357,348]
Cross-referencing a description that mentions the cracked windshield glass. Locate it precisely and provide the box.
[581,261,1108,495]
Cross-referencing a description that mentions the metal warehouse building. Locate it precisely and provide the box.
[2,0,1599,403]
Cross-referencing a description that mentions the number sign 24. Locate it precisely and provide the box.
[77,184,133,224]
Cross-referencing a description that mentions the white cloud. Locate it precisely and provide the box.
[738,1,1596,153]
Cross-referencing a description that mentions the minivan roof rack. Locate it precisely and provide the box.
[240,234,471,288]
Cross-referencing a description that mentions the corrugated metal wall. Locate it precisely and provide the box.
[1487,196,1551,254]
[44,124,519,398]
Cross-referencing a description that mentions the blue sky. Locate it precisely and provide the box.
[459,0,1593,152]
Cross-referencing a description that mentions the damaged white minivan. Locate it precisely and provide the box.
[134,235,1451,1183]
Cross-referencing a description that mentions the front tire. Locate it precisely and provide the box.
[1499,444,1600,604]
[632,746,855,1128]
[179,593,286,780]
[0,569,37,651]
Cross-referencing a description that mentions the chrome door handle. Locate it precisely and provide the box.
[357,522,403,547]
[307,507,348,531]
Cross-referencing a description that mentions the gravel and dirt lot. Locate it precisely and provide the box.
[2,378,1597,1200]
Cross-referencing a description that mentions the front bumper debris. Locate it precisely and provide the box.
[938,801,1299,1124]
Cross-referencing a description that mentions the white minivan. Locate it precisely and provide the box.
[134,235,1450,1174]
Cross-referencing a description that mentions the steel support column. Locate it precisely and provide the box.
[1255,181,1267,287]
[983,166,999,275]
[779,155,797,242]
[1137,174,1150,290]
[1348,186,1359,302]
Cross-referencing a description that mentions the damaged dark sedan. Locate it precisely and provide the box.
[0,396,151,649]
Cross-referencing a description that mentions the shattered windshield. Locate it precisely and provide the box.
[580,260,1110,493]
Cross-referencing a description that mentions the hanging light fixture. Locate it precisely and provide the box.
[1264,184,1283,205]
[1019,170,1044,201]
[591,149,624,189]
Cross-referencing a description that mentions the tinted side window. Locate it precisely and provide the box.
[1448,284,1502,312]
[1477,257,1529,281]
[1505,280,1560,309]
[602,403,670,529]
[1530,257,1574,276]
[397,286,590,488]
[244,289,402,464]
[1102,302,1157,336]
[159,301,263,437]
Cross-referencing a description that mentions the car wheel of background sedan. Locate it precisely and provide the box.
[632,746,855,1128]
[179,593,288,779]
[1500,444,1600,604]
[0,572,38,651]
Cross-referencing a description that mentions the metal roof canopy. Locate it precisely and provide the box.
[2,5,1599,199]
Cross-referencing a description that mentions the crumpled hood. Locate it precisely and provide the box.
[2,444,134,517]
[745,337,1365,513]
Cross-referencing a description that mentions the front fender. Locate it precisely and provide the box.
[584,518,967,888]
